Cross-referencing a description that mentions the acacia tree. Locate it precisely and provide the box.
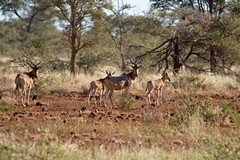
[0,0,62,67]
[0,0,54,33]
[52,0,111,76]
[142,0,240,74]
[101,3,134,70]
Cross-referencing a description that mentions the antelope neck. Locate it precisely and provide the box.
[162,75,168,82]
[26,70,36,79]
[127,70,137,80]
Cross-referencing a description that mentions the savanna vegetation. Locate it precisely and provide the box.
[0,0,240,159]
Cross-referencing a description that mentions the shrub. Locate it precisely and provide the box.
[199,100,219,124]
[167,96,229,126]
[34,76,49,97]
[116,91,134,109]
[168,95,198,126]
[208,143,240,160]
[174,74,205,90]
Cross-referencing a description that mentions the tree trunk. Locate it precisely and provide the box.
[70,48,77,76]
[172,36,182,74]
[210,47,217,73]
[120,54,127,71]
[173,56,182,74]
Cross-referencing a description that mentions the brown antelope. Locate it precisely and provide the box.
[15,62,41,106]
[146,72,171,106]
[103,62,141,111]
[88,71,115,105]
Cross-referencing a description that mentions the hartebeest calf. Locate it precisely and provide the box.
[103,62,141,111]
[146,72,171,106]
[88,71,115,105]
[15,63,41,106]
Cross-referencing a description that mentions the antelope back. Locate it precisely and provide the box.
[15,74,34,89]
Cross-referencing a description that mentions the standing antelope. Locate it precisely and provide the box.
[88,71,115,105]
[146,72,171,106]
[15,63,41,106]
[103,62,141,111]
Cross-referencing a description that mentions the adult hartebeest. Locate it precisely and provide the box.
[15,62,41,106]
[88,71,115,105]
[103,62,141,111]
[146,72,171,106]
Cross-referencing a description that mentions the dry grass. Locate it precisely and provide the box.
[0,131,206,160]
[0,62,240,160]
[1,62,238,96]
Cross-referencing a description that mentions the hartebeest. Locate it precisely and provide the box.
[146,72,171,106]
[88,71,115,105]
[103,62,141,111]
[15,62,41,106]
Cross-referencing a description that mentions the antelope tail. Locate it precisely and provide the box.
[89,85,93,93]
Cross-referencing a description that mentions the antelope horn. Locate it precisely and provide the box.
[130,59,136,65]
[36,62,42,69]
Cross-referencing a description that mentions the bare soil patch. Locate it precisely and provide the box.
[0,89,239,152]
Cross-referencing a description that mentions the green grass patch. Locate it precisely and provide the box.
[0,102,16,112]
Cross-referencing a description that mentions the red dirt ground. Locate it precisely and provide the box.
[0,89,239,151]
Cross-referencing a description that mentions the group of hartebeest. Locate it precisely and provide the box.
[15,61,171,112]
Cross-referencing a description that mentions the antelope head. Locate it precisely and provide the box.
[28,61,42,79]
[106,71,115,77]
[162,72,171,82]
[130,60,141,78]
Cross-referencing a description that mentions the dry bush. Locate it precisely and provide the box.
[0,61,239,99]
[115,91,135,109]
[167,95,239,127]
[171,71,239,91]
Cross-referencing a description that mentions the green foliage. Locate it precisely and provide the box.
[168,95,198,126]
[0,144,15,160]
[231,113,240,128]
[0,140,73,160]
[208,143,240,160]
[33,76,49,97]
[116,91,135,109]
[0,102,16,112]
[173,74,205,89]
[30,140,70,160]
[167,96,239,127]
[0,21,22,55]
[220,103,240,127]
[199,100,219,124]
[77,52,109,74]
[46,58,69,72]
[219,103,235,118]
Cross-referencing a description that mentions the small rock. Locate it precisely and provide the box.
[81,107,87,111]
[89,112,96,118]
[32,95,37,100]
[36,102,43,106]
